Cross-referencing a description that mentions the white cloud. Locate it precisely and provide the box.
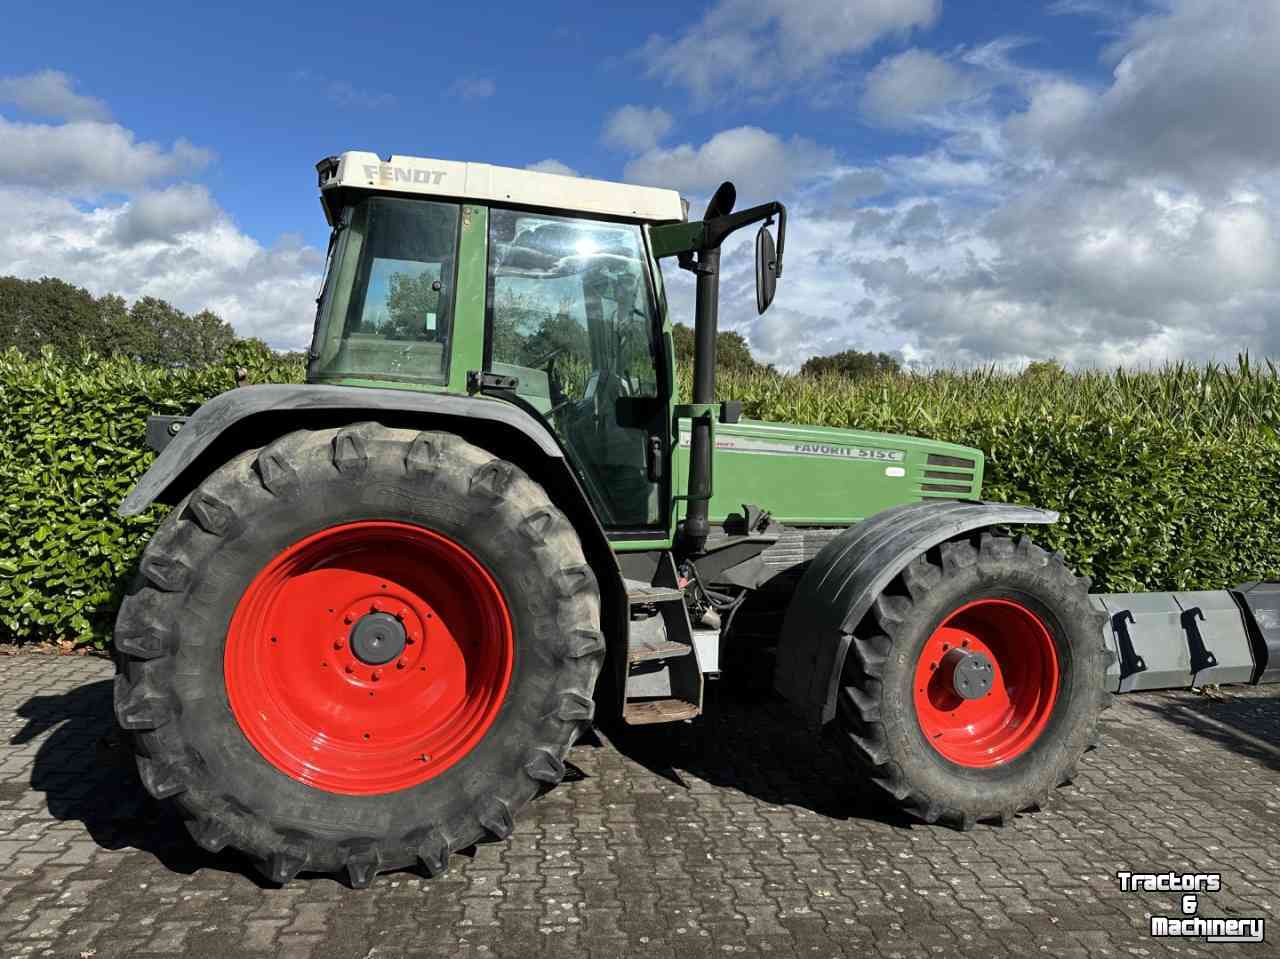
[640,0,940,103]
[525,159,580,177]
[327,80,395,109]
[884,149,994,190]
[688,2,1280,372]
[114,184,221,245]
[602,105,673,153]
[834,179,1280,369]
[860,49,978,124]
[450,77,497,100]
[0,115,213,194]
[0,69,110,122]
[624,126,835,201]
[1013,0,1280,189]
[826,169,890,204]
[0,187,323,348]
[1004,79,1093,151]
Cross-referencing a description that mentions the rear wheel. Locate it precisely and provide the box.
[835,531,1109,828]
[113,423,604,886]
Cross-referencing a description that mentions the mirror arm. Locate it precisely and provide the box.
[651,199,786,266]
[702,201,787,252]
[773,203,786,277]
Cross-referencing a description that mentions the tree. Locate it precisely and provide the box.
[671,322,762,373]
[98,293,152,358]
[183,310,239,366]
[0,276,99,356]
[383,270,441,339]
[523,310,588,366]
[129,297,184,362]
[0,275,239,365]
[800,349,901,379]
[672,322,694,367]
[1021,358,1065,380]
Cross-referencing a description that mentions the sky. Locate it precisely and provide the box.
[2,0,1278,370]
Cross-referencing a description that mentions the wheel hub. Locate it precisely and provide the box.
[349,611,406,666]
[942,647,995,700]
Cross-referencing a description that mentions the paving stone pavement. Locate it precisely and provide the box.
[0,652,1277,959]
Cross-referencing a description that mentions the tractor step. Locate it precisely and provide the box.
[629,633,692,664]
[621,560,704,725]
[627,584,685,605]
[622,698,700,725]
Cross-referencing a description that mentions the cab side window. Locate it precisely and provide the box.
[312,197,459,384]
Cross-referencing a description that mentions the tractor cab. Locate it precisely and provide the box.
[307,152,783,539]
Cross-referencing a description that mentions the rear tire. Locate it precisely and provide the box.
[835,531,1108,828]
[113,423,604,886]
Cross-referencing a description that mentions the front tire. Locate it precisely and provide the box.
[113,423,604,886]
[835,531,1109,828]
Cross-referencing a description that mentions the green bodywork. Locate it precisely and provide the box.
[306,191,986,550]
[672,418,983,527]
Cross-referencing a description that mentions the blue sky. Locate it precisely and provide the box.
[6,0,1108,247]
[2,1,1277,369]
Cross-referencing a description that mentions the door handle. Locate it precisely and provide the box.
[646,434,664,483]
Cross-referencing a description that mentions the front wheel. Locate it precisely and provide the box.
[113,423,605,886]
[835,531,1109,828]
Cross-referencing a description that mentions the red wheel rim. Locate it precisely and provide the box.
[912,598,1059,768]
[225,521,513,795]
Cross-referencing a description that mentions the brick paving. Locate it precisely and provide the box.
[0,651,1277,958]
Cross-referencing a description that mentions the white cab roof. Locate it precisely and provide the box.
[319,151,685,223]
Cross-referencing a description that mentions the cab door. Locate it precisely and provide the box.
[483,207,670,538]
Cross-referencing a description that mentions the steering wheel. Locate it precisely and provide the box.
[529,346,566,369]
[547,395,577,420]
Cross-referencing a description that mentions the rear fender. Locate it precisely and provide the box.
[120,384,568,516]
[774,500,1058,724]
[119,383,628,703]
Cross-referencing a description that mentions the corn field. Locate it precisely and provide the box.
[688,355,1280,443]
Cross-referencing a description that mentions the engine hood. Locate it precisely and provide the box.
[672,416,984,527]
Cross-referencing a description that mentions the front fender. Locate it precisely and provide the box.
[774,500,1059,724]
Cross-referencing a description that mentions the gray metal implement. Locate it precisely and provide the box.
[1093,586,1278,692]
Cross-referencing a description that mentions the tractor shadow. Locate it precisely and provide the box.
[11,678,273,886]
[1123,688,1280,775]
[598,679,915,829]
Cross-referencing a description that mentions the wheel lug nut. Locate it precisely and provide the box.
[343,613,353,624]
[371,670,382,681]
[334,638,345,650]
[396,658,407,669]
[345,664,354,674]
[370,601,382,613]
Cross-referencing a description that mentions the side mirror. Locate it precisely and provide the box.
[755,224,777,314]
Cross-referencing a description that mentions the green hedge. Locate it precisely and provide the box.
[0,345,305,644]
[3,349,1280,645]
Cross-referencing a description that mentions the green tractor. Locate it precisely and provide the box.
[112,152,1279,887]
